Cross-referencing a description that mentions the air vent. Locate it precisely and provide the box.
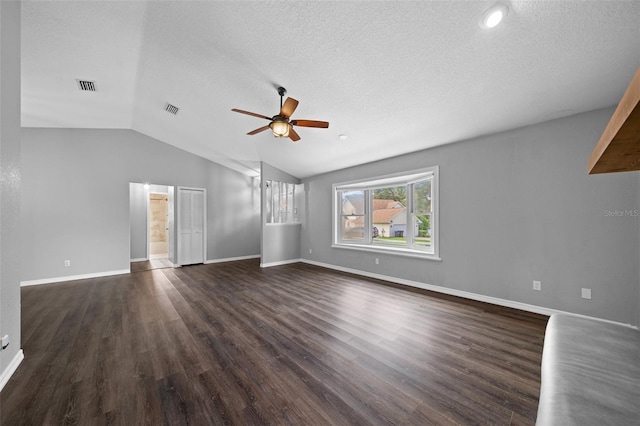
[76,80,97,92]
[165,103,179,115]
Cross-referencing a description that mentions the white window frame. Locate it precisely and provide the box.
[332,166,440,260]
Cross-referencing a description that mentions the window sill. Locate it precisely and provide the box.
[331,243,442,261]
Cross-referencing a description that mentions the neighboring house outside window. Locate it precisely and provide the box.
[333,167,439,259]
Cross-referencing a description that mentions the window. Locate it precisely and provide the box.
[266,180,296,223]
[333,167,439,259]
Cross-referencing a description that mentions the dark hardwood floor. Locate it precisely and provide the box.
[2,260,547,425]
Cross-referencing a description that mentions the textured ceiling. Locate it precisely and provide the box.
[21,1,640,179]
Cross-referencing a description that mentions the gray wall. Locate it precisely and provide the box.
[261,162,302,265]
[21,128,260,282]
[0,0,22,382]
[207,166,261,261]
[301,108,640,326]
[129,183,147,260]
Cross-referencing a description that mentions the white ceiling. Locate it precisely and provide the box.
[21,1,640,179]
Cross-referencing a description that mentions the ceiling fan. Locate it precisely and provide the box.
[231,87,329,142]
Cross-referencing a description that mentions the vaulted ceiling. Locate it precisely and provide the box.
[21,1,640,179]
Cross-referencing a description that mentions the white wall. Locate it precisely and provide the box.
[0,0,22,389]
[21,128,260,283]
[301,108,640,326]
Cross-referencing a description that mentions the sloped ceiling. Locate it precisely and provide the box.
[21,1,640,179]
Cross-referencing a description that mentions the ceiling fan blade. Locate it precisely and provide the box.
[247,125,270,135]
[291,119,329,128]
[280,97,299,118]
[231,108,272,121]
[289,127,301,142]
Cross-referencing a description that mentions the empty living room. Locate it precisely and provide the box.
[1,1,639,425]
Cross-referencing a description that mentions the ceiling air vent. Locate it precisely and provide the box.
[165,103,179,115]
[76,80,97,92]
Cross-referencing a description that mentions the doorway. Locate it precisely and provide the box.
[129,183,174,272]
[149,192,169,260]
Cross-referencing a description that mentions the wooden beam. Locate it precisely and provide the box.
[588,67,640,174]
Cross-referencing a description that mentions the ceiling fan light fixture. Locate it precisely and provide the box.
[270,120,290,138]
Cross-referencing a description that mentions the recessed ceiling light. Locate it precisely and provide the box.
[480,3,509,29]
[338,134,348,141]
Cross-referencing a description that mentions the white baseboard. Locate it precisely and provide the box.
[0,349,24,392]
[260,258,302,268]
[20,269,130,287]
[130,258,147,262]
[300,259,637,329]
[205,254,261,265]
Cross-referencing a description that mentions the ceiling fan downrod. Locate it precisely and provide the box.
[277,86,286,110]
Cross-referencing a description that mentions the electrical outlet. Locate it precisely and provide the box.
[64,260,71,267]
[375,258,379,265]
[533,280,541,291]
[581,288,592,299]
[309,248,312,254]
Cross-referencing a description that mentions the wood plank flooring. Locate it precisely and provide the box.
[1,260,547,425]
[130,258,173,273]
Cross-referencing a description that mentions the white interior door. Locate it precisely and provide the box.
[178,187,206,265]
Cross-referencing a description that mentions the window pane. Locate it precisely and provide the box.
[266,180,272,223]
[372,186,406,246]
[341,190,365,215]
[340,190,365,242]
[273,182,281,222]
[413,180,431,213]
[414,213,431,247]
[267,181,296,224]
[341,216,364,241]
[413,180,432,248]
[279,182,290,222]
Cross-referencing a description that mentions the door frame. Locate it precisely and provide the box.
[176,186,207,266]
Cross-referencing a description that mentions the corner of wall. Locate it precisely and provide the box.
[0,0,22,390]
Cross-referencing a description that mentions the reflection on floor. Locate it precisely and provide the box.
[130,257,173,273]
